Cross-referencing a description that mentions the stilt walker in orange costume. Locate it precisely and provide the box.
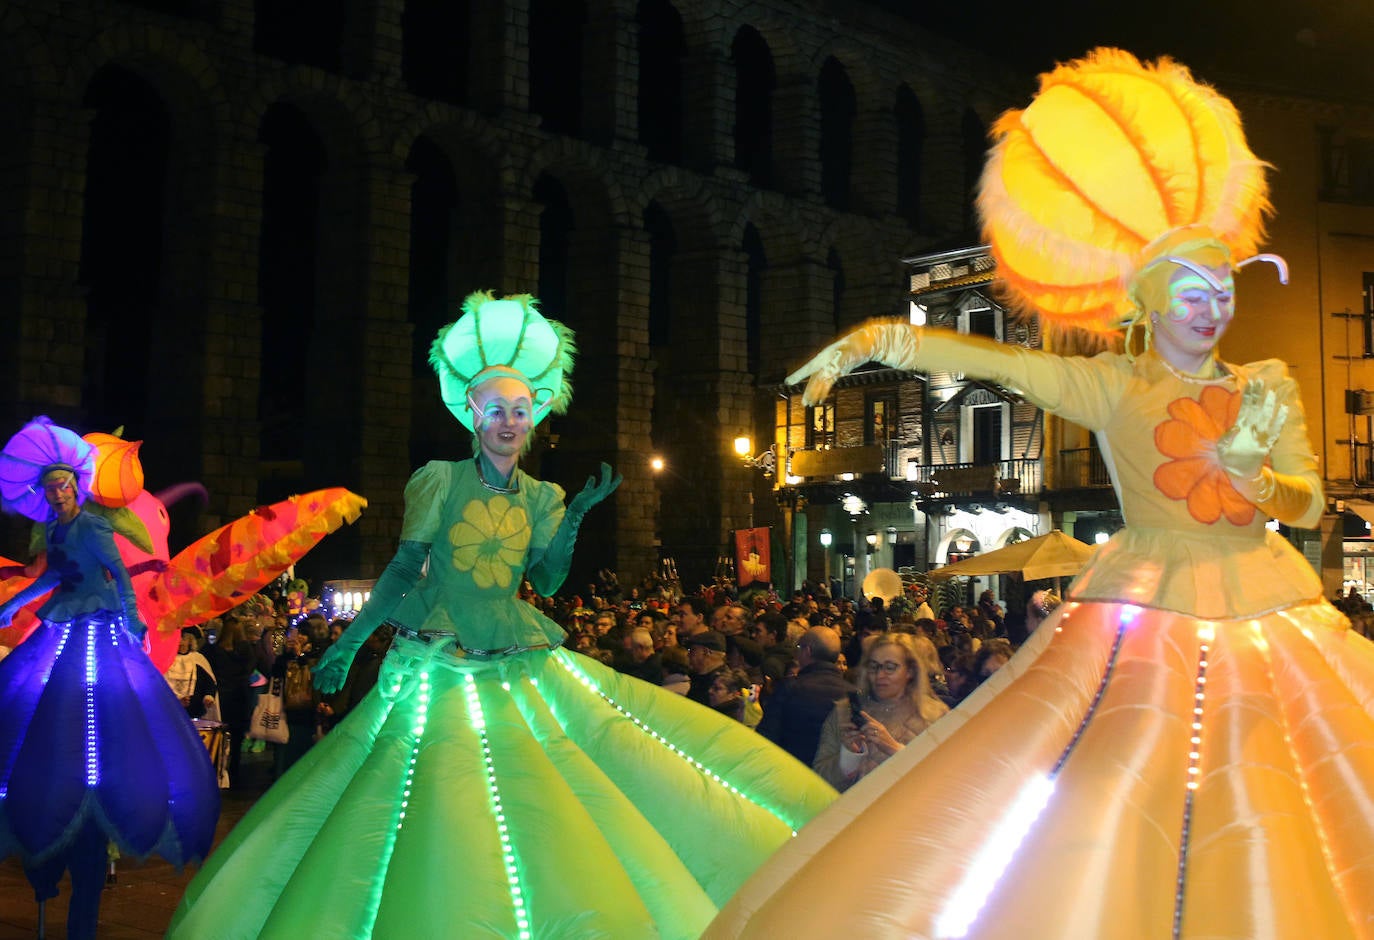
[707,49,1374,940]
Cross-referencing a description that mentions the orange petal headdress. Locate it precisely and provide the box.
[976,48,1272,338]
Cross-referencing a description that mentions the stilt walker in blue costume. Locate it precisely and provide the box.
[0,417,220,939]
[170,292,836,939]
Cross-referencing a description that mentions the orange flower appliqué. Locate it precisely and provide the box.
[1153,385,1255,526]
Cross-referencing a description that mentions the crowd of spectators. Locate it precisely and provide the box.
[527,568,1057,785]
[168,566,1056,792]
[169,598,389,790]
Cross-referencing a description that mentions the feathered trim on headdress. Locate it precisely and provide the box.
[977,48,1272,339]
[429,291,576,431]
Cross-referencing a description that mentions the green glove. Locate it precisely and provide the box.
[527,463,621,597]
[313,539,428,694]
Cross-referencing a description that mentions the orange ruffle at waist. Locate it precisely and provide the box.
[1068,525,1324,620]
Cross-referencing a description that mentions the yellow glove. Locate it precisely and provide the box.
[786,320,921,405]
[1216,380,1287,483]
[1217,378,1320,526]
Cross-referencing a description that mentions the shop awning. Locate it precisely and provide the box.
[1345,499,1374,527]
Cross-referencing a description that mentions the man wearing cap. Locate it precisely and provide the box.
[685,629,728,705]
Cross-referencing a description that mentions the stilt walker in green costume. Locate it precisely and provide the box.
[169,292,837,939]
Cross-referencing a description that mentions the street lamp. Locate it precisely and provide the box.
[735,434,785,530]
[734,435,778,477]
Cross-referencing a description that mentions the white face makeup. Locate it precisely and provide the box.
[41,471,79,520]
[468,376,535,462]
[1152,263,1235,373]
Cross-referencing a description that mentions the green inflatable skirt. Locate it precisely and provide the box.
[169,640,837,938]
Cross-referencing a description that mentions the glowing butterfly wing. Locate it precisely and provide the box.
[148,488,367,633]
[0,554,46,649]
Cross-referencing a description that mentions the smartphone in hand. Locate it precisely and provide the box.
[847,690,867,727]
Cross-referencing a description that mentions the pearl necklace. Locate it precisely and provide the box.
[1155,352,1230,384]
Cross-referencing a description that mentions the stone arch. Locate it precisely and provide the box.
[819,216,906,327]
[993,526,1034,549]
[892,80,927,228]
[637,174,746,589]
[65,28,236,253]
[516,144,625,491]
[399,118,509,468]
[718,5,809,85]
[247,88,379,519]
[241,73,383,166]
[893,67,942,120]
[733,194,829,383]
[528,0,589,138]
[816,40,894,216]
[65,25,231,146]
[807,37,887,107]
[635,0,688,164]
[520,137,632,231]
[816,55,856,210]
[395,111,507,287]
[392,103,503,171]
[639,166,727,251]
[937,527,982,565]
[959,104,990,233]
[732,191,807,262]
[717,7,812,196]
[66,38,237,485]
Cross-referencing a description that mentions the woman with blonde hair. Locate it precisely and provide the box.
[813,632,947,791]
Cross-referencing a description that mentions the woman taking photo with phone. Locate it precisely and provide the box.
[813,632,948,791]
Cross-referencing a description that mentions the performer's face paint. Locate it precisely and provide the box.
[1152,262,1234,368]
[469,376,535,460]
[41,470,78,519]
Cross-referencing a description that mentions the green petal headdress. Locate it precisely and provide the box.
[429,291,576,431]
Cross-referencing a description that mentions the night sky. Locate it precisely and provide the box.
[870,0,1372,99]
